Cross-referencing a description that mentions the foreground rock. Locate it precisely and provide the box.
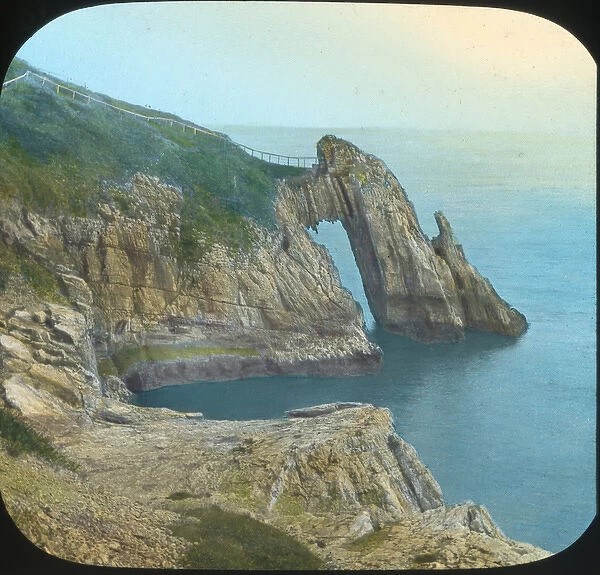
[331,503,549,569]
[0,450,186,568]
[0,288,550,568]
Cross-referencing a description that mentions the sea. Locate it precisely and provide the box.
[134,126,596,554]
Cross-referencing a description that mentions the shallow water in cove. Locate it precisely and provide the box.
[134,127,596,554]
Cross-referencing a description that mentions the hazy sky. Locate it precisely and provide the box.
[12,1,596,133]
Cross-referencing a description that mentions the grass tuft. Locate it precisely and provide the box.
[0,240,65,301]
[167,491,196,501]
[171,505,324,570]
[0,407,77,471]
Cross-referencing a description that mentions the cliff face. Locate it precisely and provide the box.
[0,145,547,567]
[0,173,380,390]
[1,136,526,393]
[277,135,527,342]
[1,174,366,340]
[0,295,549,568]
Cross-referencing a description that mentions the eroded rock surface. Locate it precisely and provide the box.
[0,282,549,568]
[0,135,541,569]
[277,135,526,342]
[431,211,527,335]
[1,137,526,391]
[0,173,380,390]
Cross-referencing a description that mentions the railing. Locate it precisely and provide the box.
[1,70,318,168]
[236,143,317,168]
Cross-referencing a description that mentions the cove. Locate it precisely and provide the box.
[134,128,595,556]
[134,219,593,555]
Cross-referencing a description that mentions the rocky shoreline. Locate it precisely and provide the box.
[0,137,527,393]
[123,342,382,392]
[0,259,550,570]
[0,137,547,569]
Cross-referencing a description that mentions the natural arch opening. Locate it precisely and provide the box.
[308,221,376,331]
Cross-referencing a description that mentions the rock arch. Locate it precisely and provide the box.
[275,136,526,343]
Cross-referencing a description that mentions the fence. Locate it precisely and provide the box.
[236,143,316,168]
[2,69,318,168]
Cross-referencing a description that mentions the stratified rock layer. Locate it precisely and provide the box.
[0,255,548,569]
[431,211,527,335]
[1,135,527,393]
[277,135,527,342]
[0,173,380,390]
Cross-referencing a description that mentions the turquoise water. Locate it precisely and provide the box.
[135,127,596,554]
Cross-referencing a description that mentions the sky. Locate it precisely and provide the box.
[10,1,597,134]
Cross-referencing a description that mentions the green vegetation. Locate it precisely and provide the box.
[111,344,259,375]
[29,370,81,408]
[96,357,118,379]
[218,469,257,504]
[0,407,77,470]
[0,239,64,301]
[167,491,197,501]
[346,526,390,552]
[0,57,305,258]
[171,505,324,570]
[272,493,306,517]
[412,551,441,565]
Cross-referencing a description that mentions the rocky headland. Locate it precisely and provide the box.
[278,135,527,342]
[0,136,526,390]
[0,285,548,568]
[0,124,545,568]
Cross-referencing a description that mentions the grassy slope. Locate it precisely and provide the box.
[0,58,304,253]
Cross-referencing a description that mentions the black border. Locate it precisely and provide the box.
[0,1,597,574]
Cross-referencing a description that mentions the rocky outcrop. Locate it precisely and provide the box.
[0,108,543,570]
[123,340,380,392]
[330,502,549,569]
[0,173,380,389]
[0,136,527,392]
[0,280,549,568]
[431,211,527,335]
[286,401,369,417]
[0,297,101,427]
[276,135,526,342]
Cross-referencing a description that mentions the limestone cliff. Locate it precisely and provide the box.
[0,173,380,391]
[0,71,542,568]
[1,135,527,393]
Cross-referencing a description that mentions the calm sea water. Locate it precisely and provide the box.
[135,127,596,554]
